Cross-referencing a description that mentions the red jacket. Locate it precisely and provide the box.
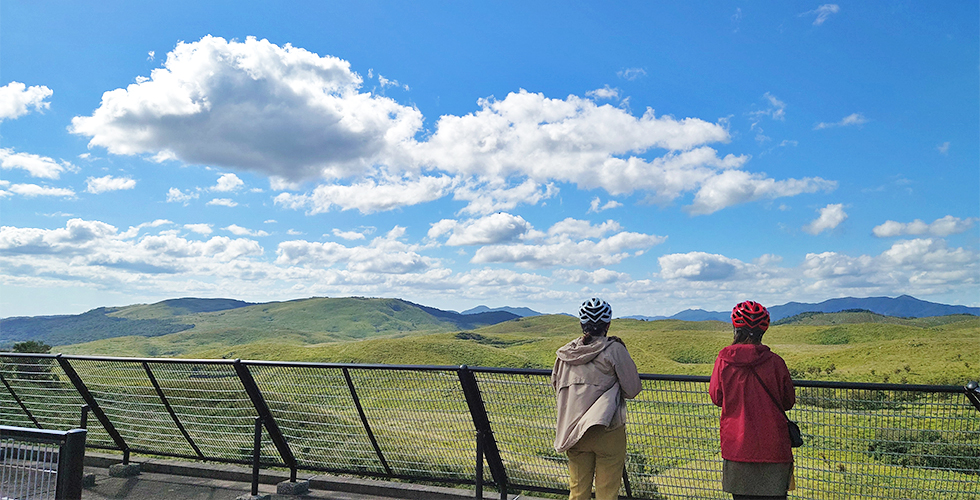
[709,343,795,463]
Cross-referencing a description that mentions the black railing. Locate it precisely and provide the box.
[0,353,977,499]
[1,424,87,500]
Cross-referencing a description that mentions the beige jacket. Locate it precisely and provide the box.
[552,336,642,453]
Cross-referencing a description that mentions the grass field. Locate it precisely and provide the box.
[58,311,980,386]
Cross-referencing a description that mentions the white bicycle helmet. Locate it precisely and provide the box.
[579,298,612,324]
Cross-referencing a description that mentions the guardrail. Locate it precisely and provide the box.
[1,425,87,500]
[0,353,977,499]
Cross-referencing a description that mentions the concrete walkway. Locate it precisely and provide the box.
[81,454,553,500]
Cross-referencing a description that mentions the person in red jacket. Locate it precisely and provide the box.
[709,301,795,500]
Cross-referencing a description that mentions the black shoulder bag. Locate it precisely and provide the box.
[747,366,803,448]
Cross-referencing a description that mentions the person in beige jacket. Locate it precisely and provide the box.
[552,298,642,500]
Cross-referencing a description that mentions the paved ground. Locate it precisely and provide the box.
[80,454,554,500]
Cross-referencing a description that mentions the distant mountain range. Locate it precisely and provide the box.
[3,294,975,351]
[0,297,519,349]
[622,295,979,322]
[460,305,542,317]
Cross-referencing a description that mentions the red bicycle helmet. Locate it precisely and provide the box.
[731,301,770,332]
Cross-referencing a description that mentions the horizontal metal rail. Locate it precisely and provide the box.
[1,353,977,499]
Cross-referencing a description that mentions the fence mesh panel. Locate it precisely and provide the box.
[0,356,110,447]
[246,364,384,474]
[1,354,977,499]
[346,368,477,481]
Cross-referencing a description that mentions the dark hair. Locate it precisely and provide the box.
[581,320,610,344]
[733,326,764,345]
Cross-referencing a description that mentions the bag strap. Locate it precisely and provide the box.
[746,365,790,423]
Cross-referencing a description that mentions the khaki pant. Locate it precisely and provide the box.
[566,424,626,500]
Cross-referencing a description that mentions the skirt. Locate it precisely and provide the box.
[722,459,793,497]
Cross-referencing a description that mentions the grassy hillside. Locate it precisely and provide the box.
[56,297,515,357]
[57,312,979,386]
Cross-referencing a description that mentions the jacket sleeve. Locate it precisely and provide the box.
[612,344,642,399]
[776,356,796,410]
[709,354,723,407]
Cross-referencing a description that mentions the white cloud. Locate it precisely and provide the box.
[873,215,976,238]
[804,203,847,235]
[801,4,840,26]
[586,86,619,100]
[275,174,453,214]
[814,113,867,130]
[617,68,647,81]
[166,187,199,204]
[453,179,557,215]
[224,224,269,237]
[276,226,436,274]
[548,218,622,240]
[0,148,72,179]
[86,175,137,194]
[751,92,787,123]
[0,82,53,121]
[472,228,665,269]
[687,170,837,215]
[588,197,623,213]
[659,252,742,281]
[937,142,950,155]
[429,213,532,246]
[554,268,630,285]
[184,224,213,235]
[68,37,836,216]
[207,198,238,207]
[332,229,366,240]
[213,173,244,192]
[70,36,423,182]
[4,184,75,198]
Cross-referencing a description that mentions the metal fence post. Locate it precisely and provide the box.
[966,381,980,412]
[458,366,508,500]
[342,367,392,476]
[56,355,131,464]
[234,359,299,482]
[0,370,43,429]
[142,362,205,459]
[250,416,263,497]
[56,428,87,500]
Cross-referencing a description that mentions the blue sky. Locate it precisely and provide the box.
[1,1,977,318]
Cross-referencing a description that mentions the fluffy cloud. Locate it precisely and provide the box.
[0,82,53,121]
[659,252,742,281]
[804,203,847,235]
[86,175,137,194]
[213,173,244,192]
[452,179,557,216]
[69,36,422,182]
[166,187,199,204]
[224,224,269,237]
[872,215,976,238]
[687,170,836,215]
[814,113,867,130]
[332,229,367,240]
[2,184,75,198]
[275,174,453,214]
[1,148,73,179]
[472,219,665,269]
[589,197,623,213]
[207,198,238,207]
[184,224,213,235]
[429,213,532,246]
[276,226,436,274]
[554,268,631,285]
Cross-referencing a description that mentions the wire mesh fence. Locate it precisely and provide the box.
[0,353,977,499]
